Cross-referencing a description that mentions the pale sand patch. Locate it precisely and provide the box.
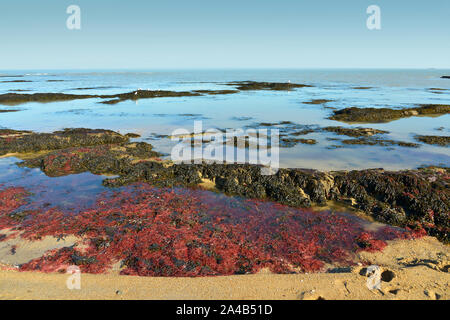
[0,237,448,300]
[0,230,78,266]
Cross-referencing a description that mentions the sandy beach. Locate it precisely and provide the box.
[1,237,448,300]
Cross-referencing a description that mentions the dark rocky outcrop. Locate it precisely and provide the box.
[341,137,419,148]
[224,81,312,91]
[0,93,97,105]
[329,105,450,123]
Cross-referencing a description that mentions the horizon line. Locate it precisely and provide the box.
[1,67,450,72]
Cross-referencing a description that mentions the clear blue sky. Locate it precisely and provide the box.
[0,0,449,69]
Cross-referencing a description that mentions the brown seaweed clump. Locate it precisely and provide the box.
[329,105,450,123]
[415,135,450,147]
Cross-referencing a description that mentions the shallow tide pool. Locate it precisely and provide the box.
[1,69,449,170]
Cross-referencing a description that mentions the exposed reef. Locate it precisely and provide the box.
[341,137,419,148]
[99,90,202,104]
[192,89,240,95]
[415,135,450,147]
[1,80,32,83]
[280,137,317,147]
[0,93,97,105]
[1,128,447,243]
[322,126,388,137]
[0,128,129,156]
[303,99,334,105]
[0,90,202,106]
[0,81,313,105]
[224,81,312,91]
[329,105,450,123]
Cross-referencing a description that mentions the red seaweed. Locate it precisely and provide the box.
[0,184,421,276]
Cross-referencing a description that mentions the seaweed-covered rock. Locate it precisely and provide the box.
[333,168,449,242]
[280,137,317,147]
[99,90,201,105]
[0,128,130,156]
[19,142,162,178]
[197,164,334,207]
[0,93,96,105]
[225,81,312,91]
[415,135,450,147]
[0,90,207,106]
[303,99,334,105]
[329,105,450,123]
[323,126,388,137]
[341,137,419,148]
